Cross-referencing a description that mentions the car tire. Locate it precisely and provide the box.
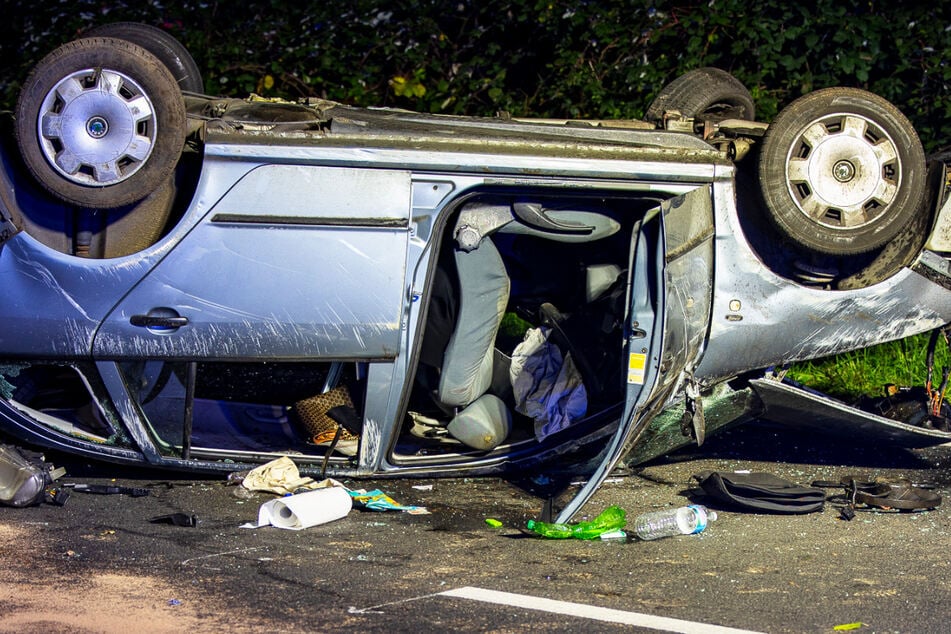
[15,37,186,209]
[758,87,927,255]
[81,22,204,94]
[645,67,755,123]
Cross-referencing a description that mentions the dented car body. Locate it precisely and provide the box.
[2,32,951,521]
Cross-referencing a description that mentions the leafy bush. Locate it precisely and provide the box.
[0,1,948,151]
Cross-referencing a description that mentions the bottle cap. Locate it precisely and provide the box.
[687,504,713,534]
[599,529,627,542]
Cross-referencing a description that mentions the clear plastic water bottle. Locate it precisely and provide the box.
[633,504,717,541]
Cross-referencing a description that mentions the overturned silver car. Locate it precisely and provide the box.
[2,26,951,521]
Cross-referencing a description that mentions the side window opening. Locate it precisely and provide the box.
[120,360,367,461]
[0,362,127,445]
[1,358,371,465]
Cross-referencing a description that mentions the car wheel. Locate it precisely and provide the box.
[81,22,204,94]
[15,37,186,209]
[758,87,927,255]
[645,67,755,123]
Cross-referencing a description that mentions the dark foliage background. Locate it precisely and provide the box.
[0,1,948,151]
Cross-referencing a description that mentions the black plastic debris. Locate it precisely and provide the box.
[44,486,70,506]
[65,483,150,497]
[150,512,198,527]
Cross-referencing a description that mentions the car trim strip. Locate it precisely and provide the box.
[210,213,409,228]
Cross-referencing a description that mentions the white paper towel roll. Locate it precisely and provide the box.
[242,486,352,530]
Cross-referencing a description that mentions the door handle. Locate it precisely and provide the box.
[512,202,595,235]
[130,314,189,328]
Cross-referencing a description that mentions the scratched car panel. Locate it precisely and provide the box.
[1,28,950,521]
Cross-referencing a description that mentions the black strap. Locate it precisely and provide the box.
[69,484,150,497]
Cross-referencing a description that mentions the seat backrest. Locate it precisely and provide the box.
[437,236,510,408]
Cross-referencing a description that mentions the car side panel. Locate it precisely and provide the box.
[694,171,951,384]
[94,165,411,360]
[0,237,150,357]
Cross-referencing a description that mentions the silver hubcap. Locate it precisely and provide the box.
[36,68,156,187]
[784,113,900,230]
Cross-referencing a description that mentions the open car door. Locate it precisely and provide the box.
[555,184,716,522]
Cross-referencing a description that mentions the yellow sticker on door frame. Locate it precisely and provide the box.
[627,352,647,385]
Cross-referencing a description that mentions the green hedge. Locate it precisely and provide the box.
[1,0,948,151]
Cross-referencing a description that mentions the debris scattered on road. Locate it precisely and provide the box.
[65,483,149,497]
[150,512,199,527]
[693,471,825,514]
[526,505,626,539]
[349,488,429,514]
[0,443,66,507]
[239,456,323,495]
[598,529,628,542]
[633,505,716,540]
[241,485,353,530]
[44,486,70,506]
[813,476,941,520]
[231,485,256,500]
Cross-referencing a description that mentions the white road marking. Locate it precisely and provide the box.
[180,546,267,567]
[439,586,766,634]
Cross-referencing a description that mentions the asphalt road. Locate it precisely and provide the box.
[2,422,951,633]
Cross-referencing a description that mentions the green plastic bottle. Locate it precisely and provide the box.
[526,505,626,540]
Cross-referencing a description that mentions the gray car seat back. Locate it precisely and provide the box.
[438,236,510,408]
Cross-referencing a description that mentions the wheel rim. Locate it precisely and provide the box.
[36,67,157,187]
[784,112,901,230]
